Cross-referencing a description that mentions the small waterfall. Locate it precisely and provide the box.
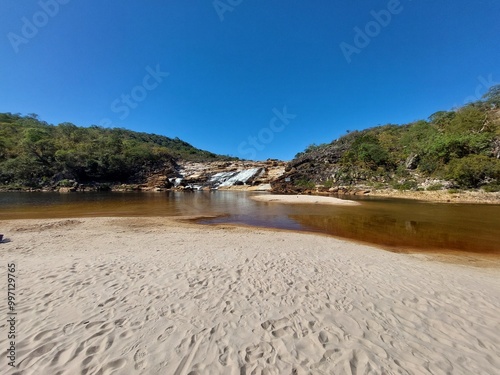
[209,168,263,188]
[169,178,184,187]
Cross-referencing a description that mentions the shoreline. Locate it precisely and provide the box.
[1,217,499,374]
[366,189,500,204]
[2,186,500,205]
[2,192,499,262]
[3,214,500,266]
[192,218,500,268]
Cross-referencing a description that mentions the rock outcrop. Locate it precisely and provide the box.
[122,159,286,192]
[173,160,286,190]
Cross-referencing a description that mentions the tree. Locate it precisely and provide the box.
[446,155,500,188]
[449,106,490,134]
[482,84,500,107]
[429,111,455,129]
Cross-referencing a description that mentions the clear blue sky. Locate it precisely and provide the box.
[1,0,499,160]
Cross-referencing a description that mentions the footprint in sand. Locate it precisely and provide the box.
[157,326,175,342]
[19,342,57,368]
[218,346,234,367]
[63,323,75,335]
[114,318,126,328]
[318,331,330,346]
[243,342,275,364]
[99,358,127,374]
[85,321,105,330]
[50,343,77,367]
[134,348,147,370]
[272,326,294,338]
[82,355,94,366]
[33,329,56,341]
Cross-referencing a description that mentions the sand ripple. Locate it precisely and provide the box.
[0,218,499,374]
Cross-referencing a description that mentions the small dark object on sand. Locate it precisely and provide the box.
[0,234,3,242]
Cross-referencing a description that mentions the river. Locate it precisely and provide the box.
[0,191,499,255]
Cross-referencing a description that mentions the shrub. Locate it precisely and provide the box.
[482,183,500,192]
[426,184,443,191]
[392,180,417,191]
[294,178,315,189]
[58,179,75,187]
[417,155,441,174]
[323,180,334,188]
[371,182,386,189]
[445,155,500,188]
[448,106,488,134]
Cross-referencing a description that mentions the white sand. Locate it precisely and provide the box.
[251,194,361,205]
[1,217,499,374]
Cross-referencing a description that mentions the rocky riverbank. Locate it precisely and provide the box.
[367,188,500,204]
[2,158,499,205]
[269,182,500,204]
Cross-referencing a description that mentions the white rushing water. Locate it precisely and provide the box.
[210,168,263,187]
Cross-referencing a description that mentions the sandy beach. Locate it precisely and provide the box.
[251,194,361,205]
[1,217,499,374]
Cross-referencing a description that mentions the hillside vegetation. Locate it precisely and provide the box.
[274,85,500,193]
[2,85,500,193]
[0,114,235,188]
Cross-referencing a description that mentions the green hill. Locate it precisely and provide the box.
[273,85,500,193]
[2,85,500,192]
[0,114,236,188]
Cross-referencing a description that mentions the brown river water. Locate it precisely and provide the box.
[0,191,499,255]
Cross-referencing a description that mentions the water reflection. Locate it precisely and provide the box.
[286,199,500,254]
[0,192,499,254]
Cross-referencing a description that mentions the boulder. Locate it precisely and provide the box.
[405,154,420,170]
[58,187,76,193]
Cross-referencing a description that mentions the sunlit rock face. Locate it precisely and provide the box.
[169,160,285,190]
[210,168,263,187]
